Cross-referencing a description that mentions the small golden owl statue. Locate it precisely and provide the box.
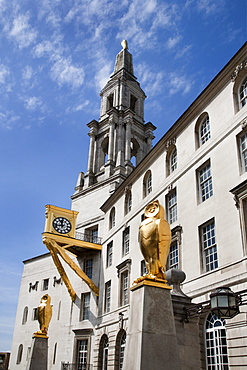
[34,294,52,337]
[139,200,171,279]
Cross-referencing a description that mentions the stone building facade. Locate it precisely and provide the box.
[9,42,247,369]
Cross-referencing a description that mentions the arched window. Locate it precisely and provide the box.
[195,113,211,148]
[130,138,140,166]
[239,76,247,108]
[124,190,132,215]
[200,115,211,145]
[98,335,108,370]
[205,314,229,369]
[166,144,177,176]
[57,301,61,320]
[170,147,177,173]
[119,332,126,370]
[233,71,247,113]
[53,343,57,364]
[16,344,23,364]
[115,330,126,370]
[22,306,28,325]
[143,170,152,198]
[109,207,116,229]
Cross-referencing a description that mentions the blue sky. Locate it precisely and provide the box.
[0,0,246,351]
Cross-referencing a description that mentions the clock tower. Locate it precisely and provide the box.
[74,40,156,194]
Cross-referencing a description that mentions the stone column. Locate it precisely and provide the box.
[116,117,125,170]
[123,281,181,370]
[125,118,132,162]
[26,336,48,370]
[108,117,115,162]
[87,128,96,173]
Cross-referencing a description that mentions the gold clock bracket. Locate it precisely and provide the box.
[42,234,100,300]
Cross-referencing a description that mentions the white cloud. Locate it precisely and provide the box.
[0,111,20,130]
[22,65,33,81]
[94,63,112,91]
[168,72,194,96]
[20,96,44,111]
[33,40,54,58]
[197,0,225,15]
[4,12,37,49]
[0,64,10,83]
[166,35,182,49]
[50,57,85,89]
[136,62,164,97]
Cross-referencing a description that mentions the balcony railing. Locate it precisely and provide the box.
[75,232,102,245]
[61,362,92,370]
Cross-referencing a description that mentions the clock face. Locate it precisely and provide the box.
[52,217,72,234]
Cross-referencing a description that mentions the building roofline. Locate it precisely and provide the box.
[100,42,247,212]
[23,252,50,264]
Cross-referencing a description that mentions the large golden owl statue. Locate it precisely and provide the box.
[139,200,171,279]
[34,294,52,336]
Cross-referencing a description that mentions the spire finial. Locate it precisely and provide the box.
[121,40,128,50]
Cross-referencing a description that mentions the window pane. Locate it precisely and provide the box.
[121,271,129,306]
[123,227,130,256]
[169,242,179,269]
[81,293,90,321]
[85,258,93,279]
[205,314,229,369]
[202,221,218,272]
[199,163,213,202]
[107,242,113,267]
[241,133,247,172]
[239,77,247,107]
[167,190,177,224]
[200,116,211,145]
[77,339,88,370]
[170,148,177,172]
[105,281,111,313]
[119,332,126,370]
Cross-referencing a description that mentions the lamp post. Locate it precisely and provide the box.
[210,287,239,319]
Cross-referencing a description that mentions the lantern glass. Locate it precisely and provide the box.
[217,296,229,308]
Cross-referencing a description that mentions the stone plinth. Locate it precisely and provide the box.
[123,280,181,370]
[26,335,48,370]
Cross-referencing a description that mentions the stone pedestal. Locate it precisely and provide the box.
[123,280,181,370]
[26,335,48,370]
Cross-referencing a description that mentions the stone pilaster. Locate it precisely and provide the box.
[123,281,181,370]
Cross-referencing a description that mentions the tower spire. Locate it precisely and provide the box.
[80,41,156,190]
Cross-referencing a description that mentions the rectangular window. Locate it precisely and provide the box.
[123,227,130,256]
[80,293,90,321]
[167,190,177,224]
[168,241,179,269]
[42,278,49,291]
[105,281,111,313]
[240,132,247,173]
[106,241,113,267]
[141,260,147,276]
[76,339,88,370]
[85,258,93,279]
[120,271,129,306]
[85,226,98,243]
[32,308,38,320]
[198,162,213,202]
[200,220,218,272]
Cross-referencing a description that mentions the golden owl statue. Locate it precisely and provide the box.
[139,200,171,279]
[34,294,52,337]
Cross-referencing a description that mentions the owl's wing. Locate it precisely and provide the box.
[158,219,171,268]
[44,304,52,327]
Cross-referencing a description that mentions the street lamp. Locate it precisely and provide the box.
[210,287,239,319]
